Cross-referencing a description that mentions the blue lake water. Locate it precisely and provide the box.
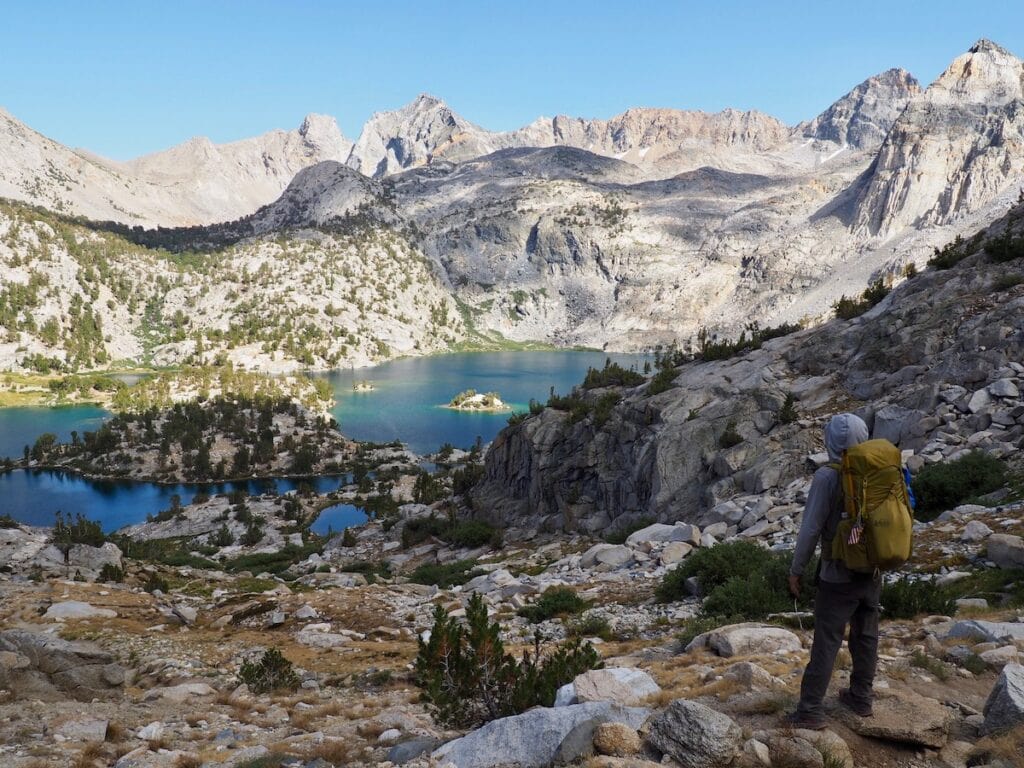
[0,471,350,532]
[319,350,649,455]
[310,503,366,536]
[0,351,649,529]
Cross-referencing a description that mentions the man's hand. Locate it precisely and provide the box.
[788,574,802,598]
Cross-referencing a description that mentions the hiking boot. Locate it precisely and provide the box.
[838,688,873,717]
[783,711,828,730]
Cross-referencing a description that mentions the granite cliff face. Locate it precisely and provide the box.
[854,40,1024,235]
[471,204,1024,533]
[799,68,921,149]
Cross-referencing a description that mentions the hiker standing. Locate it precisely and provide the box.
[786,412,908,729]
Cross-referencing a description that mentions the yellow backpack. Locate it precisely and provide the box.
[829,439,914,573]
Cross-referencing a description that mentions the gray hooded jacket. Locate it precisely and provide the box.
[790,413,870,584]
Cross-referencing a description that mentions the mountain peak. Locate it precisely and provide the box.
[970,38,1013,56]
[801,68,920,149]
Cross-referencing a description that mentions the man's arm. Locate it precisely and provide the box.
[789,468,836,594]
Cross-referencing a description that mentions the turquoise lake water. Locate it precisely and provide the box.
[0,351,648,530]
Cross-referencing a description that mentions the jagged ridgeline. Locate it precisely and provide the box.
[0,196,469,372]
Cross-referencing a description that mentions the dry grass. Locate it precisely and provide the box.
[174,756,202,768]
[147,736,171,752]
[213,689,234,705]
[971,729,1024,764]
[184,713,206,727]
[304,738,356,764]
[72,742,106,768]
[733,691,798,715]
[691,676,746,701]
[104,721,126,742]
[356,719,387,738]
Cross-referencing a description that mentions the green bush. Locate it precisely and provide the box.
[238,648,300,694]
[833,278,890,319]
[929,233,982,270]
[993,273,1024,291]
[142,572,169,593]
[985,230,1024,263]
[408,559,482,588]
[402,515,501,550]
[0,514,21,529]
[566,613,613,641]
[881,578,955,619]
[415,593,601,727]
[582,360,645,389]
[98,563,124,583]
[224,542,322,574]
[696,322,801,362]
[646,365,678,395]
[911,451,1008,520]
[518,586,590,623]
[778,392,798,424]
[718,421,743,449]
[658,540,805,621]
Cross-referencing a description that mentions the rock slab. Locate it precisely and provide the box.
[432,702,650,768]
[835,689,950,748]
[572,667,661,706]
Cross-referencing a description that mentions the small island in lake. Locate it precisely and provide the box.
[353,380,376,392]
[446,389,511,412]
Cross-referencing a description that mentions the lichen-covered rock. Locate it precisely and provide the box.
[646,699,743,768]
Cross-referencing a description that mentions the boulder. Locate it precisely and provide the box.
[834,688,950,748]
[645,699,743,768]
[592,722,641,757]
[625,523,698,548]
[55,717,109,741]
[141,682,216,702]
[983,662,1024,734]
[44,601,117,621]
[660,541,693,565]
[987,534,1024,569]
[944,620,1024,643]
[980,645,1020,667]
[961,520,993,542]
[698,623,802,657]
[968,389,993,414]
[432,702,650,768]
[388,737,441,765]
[0,629,125,701]
[32,542,123,580]
[595,545,634,569]
[721,661,782,690]
[988,379,1020,398]
[572,668,661,706]
[137,721,165,740]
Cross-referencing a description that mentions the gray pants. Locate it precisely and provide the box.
[796,577,881,719]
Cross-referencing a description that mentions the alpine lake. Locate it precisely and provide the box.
[0,351,648,532]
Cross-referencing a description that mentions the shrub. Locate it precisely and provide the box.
[929,233,982,270]
[646,365,677,395]
[658,540,805,621]
[415,593,601,727]
[340,527,357,547]
[98,563,124,583]
[881,578,955,619]
[211,523,234,547]
[718,421,743,449]
[224,542,322,574]
[518,587,589,623]
[833,278,890,319]
[911,451,1008,520]
[566,613,613,641]
[581,360,645,389]
[985,230,1024,263]
[408,559,481,588]
[778,392,798,424]
[592,392,622,427]
[0,514,21,529]
[696,322,801,362]
[238,648,300,694]
[452,462,484,496]
[993,273,1024,291]
[448,520,502,549]
[142,572,169,593]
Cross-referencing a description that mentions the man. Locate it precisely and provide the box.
[787,412,878,729]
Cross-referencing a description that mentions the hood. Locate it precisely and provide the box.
[825,413,870,461]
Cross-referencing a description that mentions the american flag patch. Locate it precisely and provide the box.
[848,523,863,545]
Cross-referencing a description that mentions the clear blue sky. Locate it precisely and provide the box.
[4,0,1023,160]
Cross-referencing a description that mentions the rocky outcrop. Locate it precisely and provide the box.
[854,40,1024,235]
[834,688,951,747]
[472,210,1024,530]
[800,68,921,149]
[0,629,125,701]
[983,662,1024,733]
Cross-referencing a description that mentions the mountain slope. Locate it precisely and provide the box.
[470,204,1024,533]
[0,111,352,227]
